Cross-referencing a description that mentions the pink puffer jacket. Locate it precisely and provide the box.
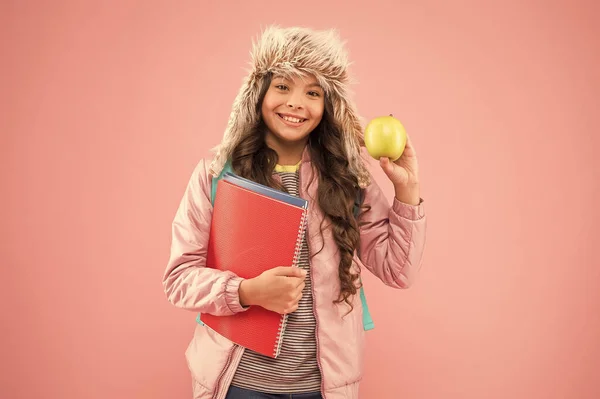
[163,148,427,399]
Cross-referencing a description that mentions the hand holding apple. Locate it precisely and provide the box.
[364,114,420,205]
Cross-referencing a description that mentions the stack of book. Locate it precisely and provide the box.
[199,172,309,358]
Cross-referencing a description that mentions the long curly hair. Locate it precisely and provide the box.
[229,72,365,312]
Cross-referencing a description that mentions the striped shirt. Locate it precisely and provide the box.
[230,162,322,393]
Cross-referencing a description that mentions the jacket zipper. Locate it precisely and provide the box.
[299,164,327,398]
[212,346,234,399]
[213,344,242,399]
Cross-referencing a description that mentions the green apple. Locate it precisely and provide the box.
[364,114,407,162]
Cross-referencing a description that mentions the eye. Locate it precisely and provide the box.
[275,84,289,91]
[308,91,321,97]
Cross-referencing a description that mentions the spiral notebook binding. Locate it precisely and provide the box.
[273,205,309,358]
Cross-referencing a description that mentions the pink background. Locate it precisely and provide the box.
[2,1,599,398]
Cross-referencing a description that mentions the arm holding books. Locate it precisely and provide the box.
[163,160,248,316]
[163,159,305,317]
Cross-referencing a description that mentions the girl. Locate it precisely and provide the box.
[163,26,427,399]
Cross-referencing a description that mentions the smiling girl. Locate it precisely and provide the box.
[163,26,427,399]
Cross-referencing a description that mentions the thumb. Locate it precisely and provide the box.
[379,157,394,176]
[273,266,306,278]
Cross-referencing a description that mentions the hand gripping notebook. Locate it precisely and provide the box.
[199,172,309,358]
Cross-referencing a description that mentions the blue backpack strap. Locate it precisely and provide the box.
[353,188,374,331]
[197,160,374,331]
[360,285,374,330]
[211,159,234,207]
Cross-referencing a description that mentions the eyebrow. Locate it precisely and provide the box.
[274,76,323,90]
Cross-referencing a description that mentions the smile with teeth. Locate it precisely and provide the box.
[278,114,307,123]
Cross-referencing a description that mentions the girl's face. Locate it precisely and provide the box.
[261,74,325,154]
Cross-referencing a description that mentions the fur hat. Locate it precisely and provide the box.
[208,25,371,188]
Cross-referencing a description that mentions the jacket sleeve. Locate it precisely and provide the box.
[162,159,248,316]
[357,175,427,289]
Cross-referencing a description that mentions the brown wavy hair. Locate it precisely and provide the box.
[229,72,367,312]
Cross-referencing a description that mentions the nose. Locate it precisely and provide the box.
[286,91,304,109]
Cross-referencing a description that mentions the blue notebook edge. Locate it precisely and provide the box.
[221,172,308,209]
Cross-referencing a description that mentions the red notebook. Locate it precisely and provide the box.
[199,172,309,358]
